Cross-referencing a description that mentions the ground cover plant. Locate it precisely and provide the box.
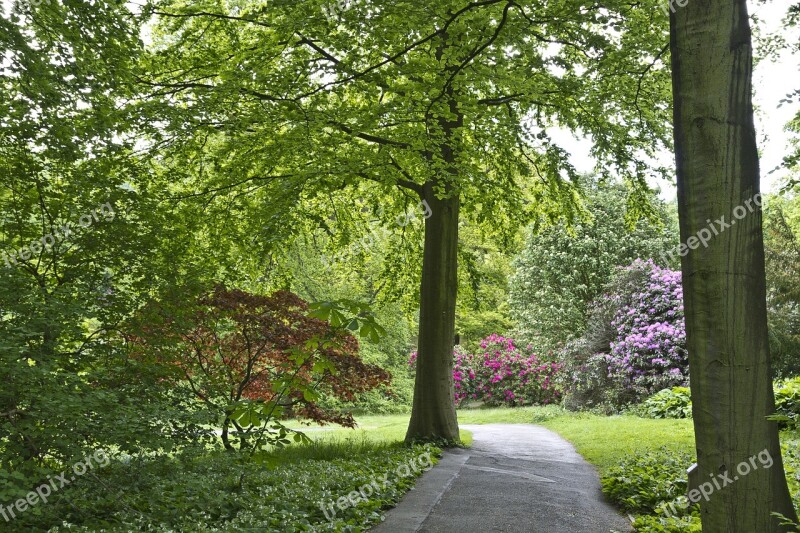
[19,440,442,532]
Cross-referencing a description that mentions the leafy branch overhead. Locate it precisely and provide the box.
[141,0,674,240]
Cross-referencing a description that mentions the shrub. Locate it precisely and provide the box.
[409,335,562,407]
[559,260,688,410]
[604,260,688,402]
[774,377,800,428]
[557,339,619,413]
[636,387,693,420]
[127,288,391,451]
[601,448,694,514]
[470,335,562,407]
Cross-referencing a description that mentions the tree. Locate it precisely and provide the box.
[0,1,199,503]
[127,287,390,451]
[141,0,674,443]
[670,1,797,529]
[509,182,678,351]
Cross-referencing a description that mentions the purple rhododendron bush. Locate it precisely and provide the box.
[410,334,562,407]
[559,259,689,411]
[605,260,688,398]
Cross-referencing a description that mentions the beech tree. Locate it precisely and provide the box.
[670,0,798,529]
[141,0,674,442]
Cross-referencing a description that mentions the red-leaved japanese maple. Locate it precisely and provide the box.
[126,287,390,450]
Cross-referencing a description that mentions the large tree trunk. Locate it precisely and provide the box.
[671,1,797,530]
[405,181,461,444]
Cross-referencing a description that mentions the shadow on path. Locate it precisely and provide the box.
[371,423,633,533]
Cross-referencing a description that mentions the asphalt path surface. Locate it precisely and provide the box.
[371,424,633,533]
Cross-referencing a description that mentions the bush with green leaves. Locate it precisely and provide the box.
[774,377,800,429]
[601,448,700,532]
[22,441,440,532]
[635,387,693,420]
[509,183,678,352]
[557,339,620,413]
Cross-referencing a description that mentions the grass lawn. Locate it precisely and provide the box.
[289,413,475,446]
[540,414,695,471]
[290,404,697,468]
[288,404,572,446]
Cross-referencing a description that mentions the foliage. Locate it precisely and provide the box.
[782,433,800,522]
[764,198,800,378]
[410,335,562,407]
[601,448,700,531]
[126,287,390,450]
[774,378,800,429]
[509,183,679,351]
[0,0,204,507]
[557,339,620,413]
[601,448,695,514]
[779,3,800,180]
[603,260,688,402]
[20,442,440,532]
[139,0,675,251]
[634,387,693,420]
[267,234,418,414]
[558,260,688,410]
[455,222,518,352]
[631,512,703,533]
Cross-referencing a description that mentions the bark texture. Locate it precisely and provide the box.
[670,1,797,530]
[405,182,460,443]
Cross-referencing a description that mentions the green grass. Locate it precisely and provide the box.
[287,404,571,446]
[540,414,696,472]
[289,413,476,446]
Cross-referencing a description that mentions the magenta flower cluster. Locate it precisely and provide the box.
[605,259,688,397]
[410,334,562,407]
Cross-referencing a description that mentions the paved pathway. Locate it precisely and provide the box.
[372,424,633,533]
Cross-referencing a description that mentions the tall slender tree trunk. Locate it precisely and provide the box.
[671,1,797,530]
[405,180,461,443]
